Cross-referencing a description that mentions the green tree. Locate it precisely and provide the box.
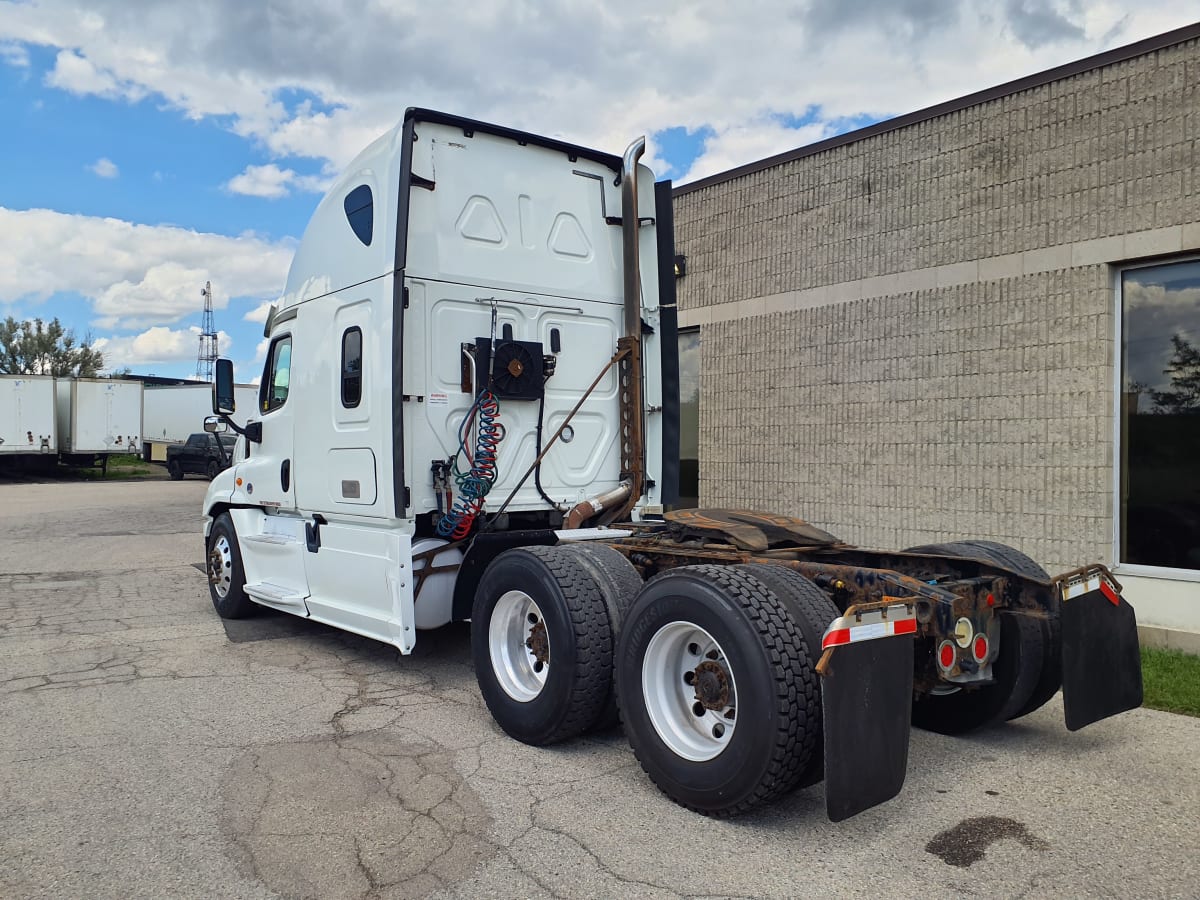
[1151,334,1200,414]
[0,316,105,377]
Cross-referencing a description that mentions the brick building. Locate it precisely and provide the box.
[671,23,1200,643]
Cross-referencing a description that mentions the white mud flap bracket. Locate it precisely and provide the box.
[818,602,916,822]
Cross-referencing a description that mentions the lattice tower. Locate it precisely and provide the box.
[196,280,218,380]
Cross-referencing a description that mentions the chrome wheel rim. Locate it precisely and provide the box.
[489,590,549,702]
[642,621,738,761]
[209,535,233,599]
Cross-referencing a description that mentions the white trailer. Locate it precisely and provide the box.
[56,378,144,466]
[142,383,258,461]
[0,375,57,465]
[200,108,1142,822]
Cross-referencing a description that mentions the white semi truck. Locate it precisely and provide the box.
[203,109,1143,820]
[56,377,143,471]
[142,382,258,462]
[0,375,57,467]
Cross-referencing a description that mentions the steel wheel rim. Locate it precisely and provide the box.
[489,590,549,702]
[209,535,233,599]
[642,621,738,762]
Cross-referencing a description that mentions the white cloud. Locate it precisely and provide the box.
[0,41,30,67]
[92,326,233,370]
[224,163,331,199]
[88,157,119,179]
[2,1,1195,187]
[45,48,123,97]
[678,119,833,185]
[244,300,274,323]
[0,207,295,330]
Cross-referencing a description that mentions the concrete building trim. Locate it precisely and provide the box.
[678,223,1200,329]
[671,27,1200,642]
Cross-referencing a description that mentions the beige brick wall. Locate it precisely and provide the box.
[677,39,1199,309]
[675,37,1200,572]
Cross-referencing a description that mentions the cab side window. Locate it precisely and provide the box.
[261,336,293,413]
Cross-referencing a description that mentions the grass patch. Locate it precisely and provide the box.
[1141,647,1200,717]
[59,454,159,481]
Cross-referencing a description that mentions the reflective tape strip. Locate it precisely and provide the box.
[1061,571,1121,606]
[822,611,917,650]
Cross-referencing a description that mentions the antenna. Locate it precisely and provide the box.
[196,280,218,380]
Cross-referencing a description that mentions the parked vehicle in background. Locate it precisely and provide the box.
[143,383,258,462]
[0,375,57,471]
[56,378,143,473]
[167,432,237,480]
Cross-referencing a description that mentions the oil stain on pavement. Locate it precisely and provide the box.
[926,816,1050,868]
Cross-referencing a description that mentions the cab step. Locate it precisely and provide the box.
[244,581,309,611]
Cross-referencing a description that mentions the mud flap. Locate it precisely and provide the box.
[1060,581,1143,731]
[820,633,914,822]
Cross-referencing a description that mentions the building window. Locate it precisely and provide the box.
[1118,257,1200,571]
[261,336,292,413]
[344,185,373,246]
[678,328,700,509]
[341,327,363,408]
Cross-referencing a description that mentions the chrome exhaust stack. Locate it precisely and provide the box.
[621,136,646,339]
[612,137,647,521]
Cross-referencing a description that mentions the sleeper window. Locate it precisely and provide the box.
[342,327,363,408]
[344,185,373,246]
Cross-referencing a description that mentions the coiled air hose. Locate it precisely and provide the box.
[436,389,503,539]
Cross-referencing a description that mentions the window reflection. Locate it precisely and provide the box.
[1120,259,1200,569]
[678,328,700,509]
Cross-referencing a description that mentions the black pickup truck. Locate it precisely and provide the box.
[167,432,237,480]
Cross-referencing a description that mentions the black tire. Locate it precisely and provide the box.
[911,612,1044,734]
[207,513,256,619]
[616,565,818,817]
[471,545,613,746]
[168,459,184,481]
[559,542,643,730]
[737,564,839,788]
[207,460,220,480]
[904,540,1049,581]
[905,540,1061,721]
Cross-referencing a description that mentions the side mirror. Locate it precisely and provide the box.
[203,416,228,434]
[213,358,236,415]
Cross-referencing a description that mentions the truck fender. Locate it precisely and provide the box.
[450,529,559,622]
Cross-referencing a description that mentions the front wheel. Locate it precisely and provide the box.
[471,546,613,746]
[616,565,818,817]
[207,513,255,619]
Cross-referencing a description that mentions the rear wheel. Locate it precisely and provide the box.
[616,565,818,816]
[559,542,642,730]
[906,540,1060,721]
[471,546,612,745]
[906,540,1050,733]
[207,460,220,480]
[736,564,838,787]
[168,459,183,480]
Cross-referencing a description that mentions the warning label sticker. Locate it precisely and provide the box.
[428,392,449,406]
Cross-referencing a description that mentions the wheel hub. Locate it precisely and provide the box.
[692,660,730,710]
[526,620,549,666]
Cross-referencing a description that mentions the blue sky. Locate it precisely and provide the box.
[0,2,1194,381]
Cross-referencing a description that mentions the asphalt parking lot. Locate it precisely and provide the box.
[1,479,1197,899]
